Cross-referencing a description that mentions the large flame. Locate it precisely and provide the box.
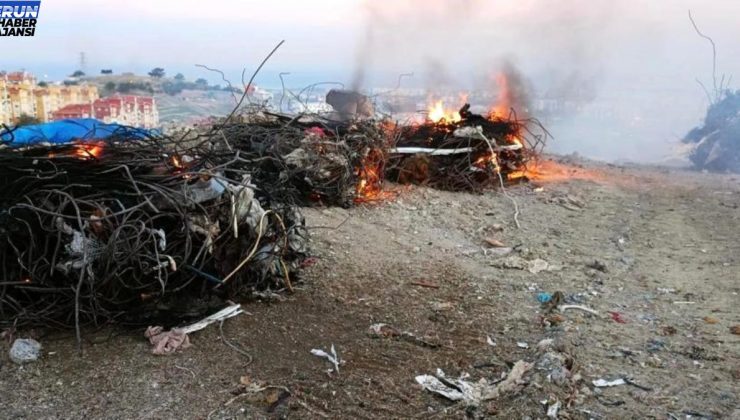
[489,72,511,119]
[427,100,461,124]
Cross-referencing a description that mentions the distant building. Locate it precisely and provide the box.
[52,95,159,128]
[0,71,100,125]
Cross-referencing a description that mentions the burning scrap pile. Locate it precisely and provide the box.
[202,112,388,206]
[386,103,545,191]
[684,90,740,172]
[0,88,547,329]
[0,129,307,328]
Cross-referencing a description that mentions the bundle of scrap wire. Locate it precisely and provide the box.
[385,104,547,192]
[186,112,390,206]
[0,136,307,329]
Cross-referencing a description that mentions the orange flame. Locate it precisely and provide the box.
[489,72,511,119]
[171,155,183,169]
[74,142,104,160]
[427,100,461,124]
[355,148,386,202]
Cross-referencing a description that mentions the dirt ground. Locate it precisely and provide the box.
[1,157,739,419]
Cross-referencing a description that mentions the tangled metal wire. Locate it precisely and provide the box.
[0,101,546,333]
[0,130,307,331]
[385,104,549,192]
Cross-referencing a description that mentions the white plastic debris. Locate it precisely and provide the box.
[517,342,529,349]
[226,179,266,237]
[415,373,467,401]
[390,146,475,156]
[415,361,533,406]
[559,304,599,316]
[537,338,555,350]
[527,258,550,274]
[145,304,244,355]
[311,344,340,373]
[181,303,243,334]
[184,177,226,204]
[486,336,497,346]
[453,125,484,139]
[547,400,561,418]
[592,378,626,387]
[9,338,42,364]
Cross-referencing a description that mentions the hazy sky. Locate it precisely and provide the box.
[6,0,740,162]
[8,0,740,85]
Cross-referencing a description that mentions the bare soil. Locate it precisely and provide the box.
[1,158,739,419]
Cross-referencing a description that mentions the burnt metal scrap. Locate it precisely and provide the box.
[0,134,308,329]
[0,101,547,330]
[386,104,547,192]
[684,90,740,172]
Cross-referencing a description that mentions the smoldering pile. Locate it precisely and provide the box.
[200,112,389,207]
[0,132,308,329]
[684,90,740,172]
[386,104,545,191]
[0,93,546,330]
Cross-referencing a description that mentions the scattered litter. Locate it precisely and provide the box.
[368,323,440,348]
[311,344,340,373]
[624,377,653,391]
[180,304,244,335]
[415,373,465,401]
[537,338,554,350]
[415,360,533,405]
[368,323,401,338]
[517,342,529,349]
[559,304,599,316]
[608,311,628,324]
[546,400,561,419]
[528,258,550,274]
[536,350,571,386]
[486,336,497,347]
[647,338,666,353]
[491,255,527,270]
[491,257,561,274]
[586,259,608,273]
[145,327,191,355]
[544,314,566,326]
[730,325,740,335]
[484,247,513,257]
[483,237,506,248]
[145,304,244,355]
[592,378,626,388]
[659,325,678,336]
[537,292,553,303]
[702,316,719,324]
[673,301,696,305]
[430,301,454,312]
[541,291,564,313]
[9,338,42,364]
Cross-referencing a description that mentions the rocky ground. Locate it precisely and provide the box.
[1,157,739,419]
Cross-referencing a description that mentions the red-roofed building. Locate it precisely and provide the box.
[51,94,159,128]
[51,103,94,120]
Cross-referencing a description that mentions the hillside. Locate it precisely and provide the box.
[82,74,242,124]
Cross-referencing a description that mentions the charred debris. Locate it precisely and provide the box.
[0,90,547,331]
[684,90,740,173]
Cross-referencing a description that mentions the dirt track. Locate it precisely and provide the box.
[1,158,739,419]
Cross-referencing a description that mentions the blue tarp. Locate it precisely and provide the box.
[0,118,154,147]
